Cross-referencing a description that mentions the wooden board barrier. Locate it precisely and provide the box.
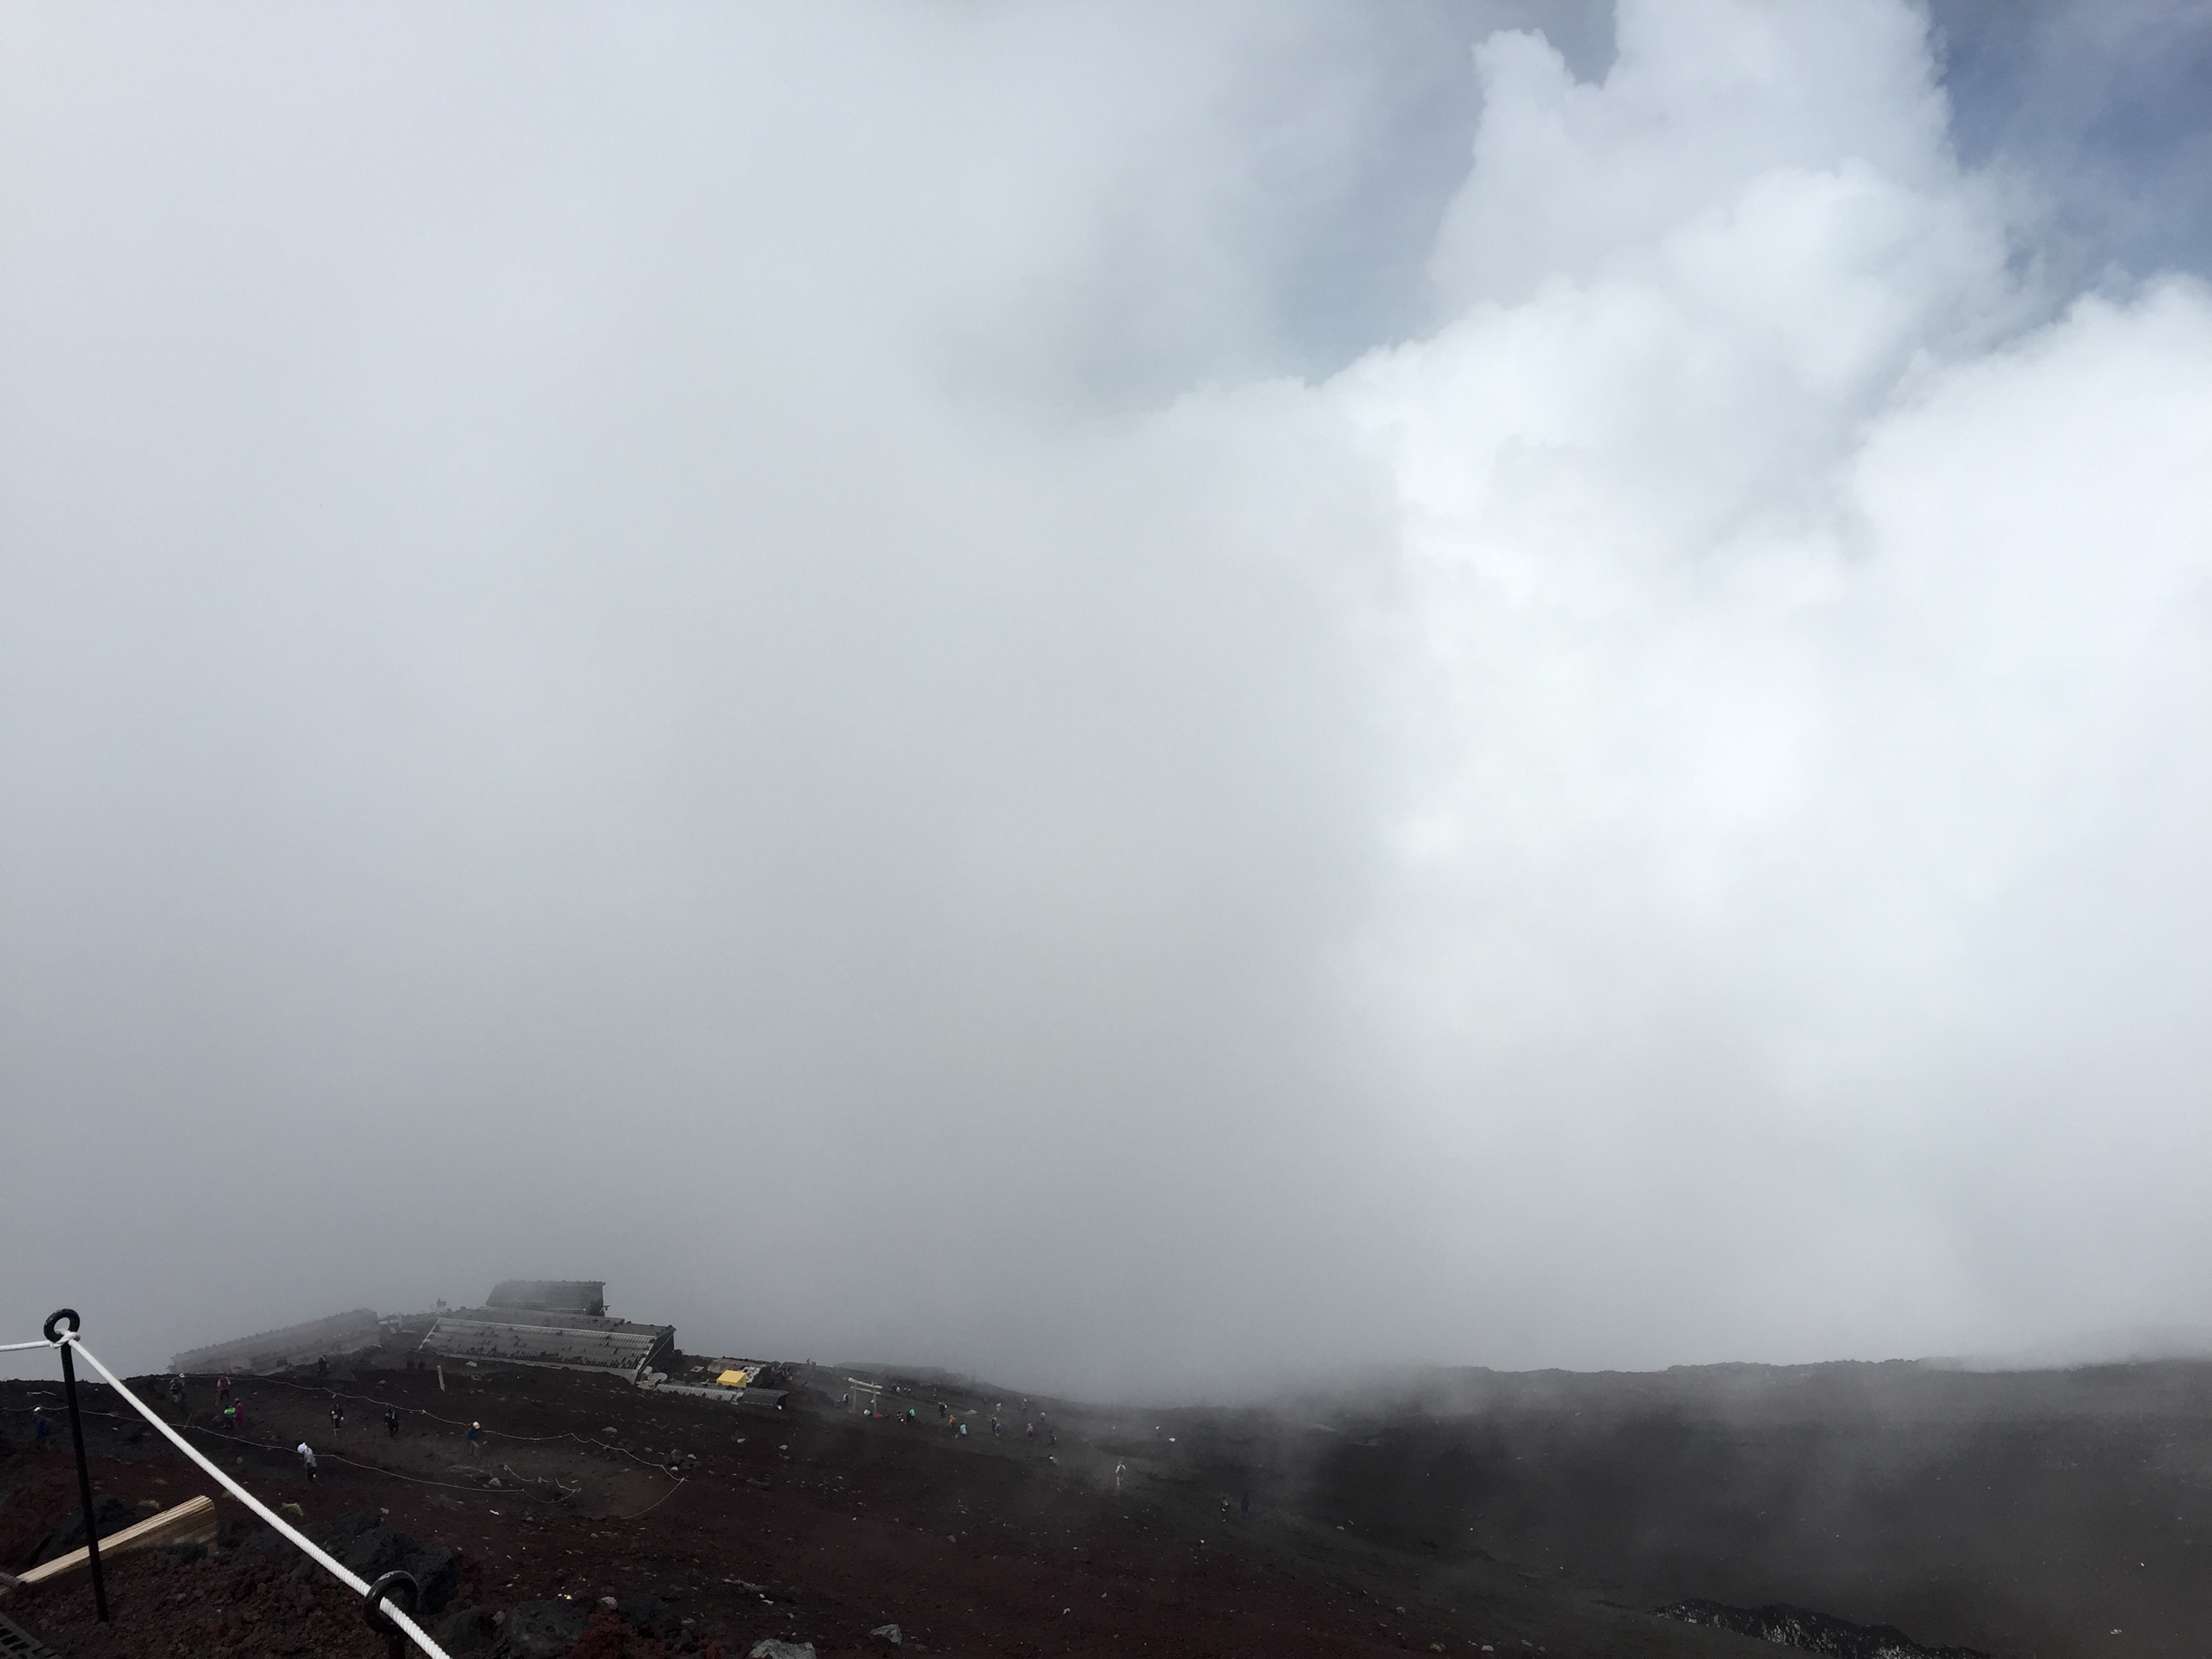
[17,1495,218,1586]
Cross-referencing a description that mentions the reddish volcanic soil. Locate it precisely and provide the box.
[0,1361,1765,1659]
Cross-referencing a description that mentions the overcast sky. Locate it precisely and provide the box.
[5,0,2211,1395]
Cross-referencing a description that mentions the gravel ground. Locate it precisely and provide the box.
[0,1361,1765,1658]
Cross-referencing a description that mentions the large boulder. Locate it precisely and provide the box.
[310,1509,461,1614]
[29,1496,137,1566]
[618,1591,676,1635]
[311,1510,384,1548]
[493,1599,590,1658]
[346,1527,462,1615]
[438,1605,501,1654]
[218,1515,299,1565]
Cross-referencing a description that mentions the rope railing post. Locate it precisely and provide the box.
[46,1327,451,1658]
[363,1569,422,1659]
[43,1309,108,1624]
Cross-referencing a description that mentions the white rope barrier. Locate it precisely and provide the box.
[54,1334,451,1659]
[0,1339,56,1352]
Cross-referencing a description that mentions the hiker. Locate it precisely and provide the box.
[466,1421,484,1456]
[216,1375,232,1404]
[330,1403,345,1434]
[1219,1496,1230,1518]
[958,1422,968,1437]
[990,1418,1002,1438]
[1047,1429,1057,1447]
[169,1375,185,1406]
[1114,1462,1126,1491]
[298,1442,317,1481]
[384,1408,401,1440]
[222,1404,237,1433]
[1025,1421,1034,1439]
[33,1414,50,1452]
[316,1357,329,1380]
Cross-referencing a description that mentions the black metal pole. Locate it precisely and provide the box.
[45,1309,108,1623]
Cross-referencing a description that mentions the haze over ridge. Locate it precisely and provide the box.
[3,0,2209,1395]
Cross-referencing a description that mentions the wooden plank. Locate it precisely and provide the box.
[17,1496,218,1586]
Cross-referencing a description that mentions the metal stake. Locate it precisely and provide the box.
[362,1569,420,1659]
[44,1309,109,1623]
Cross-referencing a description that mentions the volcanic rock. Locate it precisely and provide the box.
[440,1604,501,1652]
[28,1495,135,1565]
[493,1597,590,1658]
[1656,1599,1990,1659]
[619,1591,675,1633]
[310,1508,460,1613]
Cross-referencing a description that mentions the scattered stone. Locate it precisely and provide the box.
[491,1597,590,1658]
[871,1622,904,1645]
[749,1643,816,1659]
[1654,1599,1990,1659]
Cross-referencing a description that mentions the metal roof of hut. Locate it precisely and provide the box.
[485,1279,607,1317]
[171,1308,383,1376]
[417,1307,673,1380]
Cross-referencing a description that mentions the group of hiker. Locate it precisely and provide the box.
[13,1351,510,1511]
[843,1390,1062,1454]
[215,1374,245,1435]
[136,1364,449,1490]
[909,1397,1058,1450]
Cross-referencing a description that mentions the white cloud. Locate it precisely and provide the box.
[1208,0,2212,1368]
[3,0,2209,1387]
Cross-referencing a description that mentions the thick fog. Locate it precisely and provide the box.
[4,0,2210,1394]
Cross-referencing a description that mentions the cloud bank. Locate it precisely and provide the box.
[3,0,2209,1391]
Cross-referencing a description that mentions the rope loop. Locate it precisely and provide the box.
[43,1308,80,1345]
[365,1570,423,1658]
[364,1570,422,1632]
